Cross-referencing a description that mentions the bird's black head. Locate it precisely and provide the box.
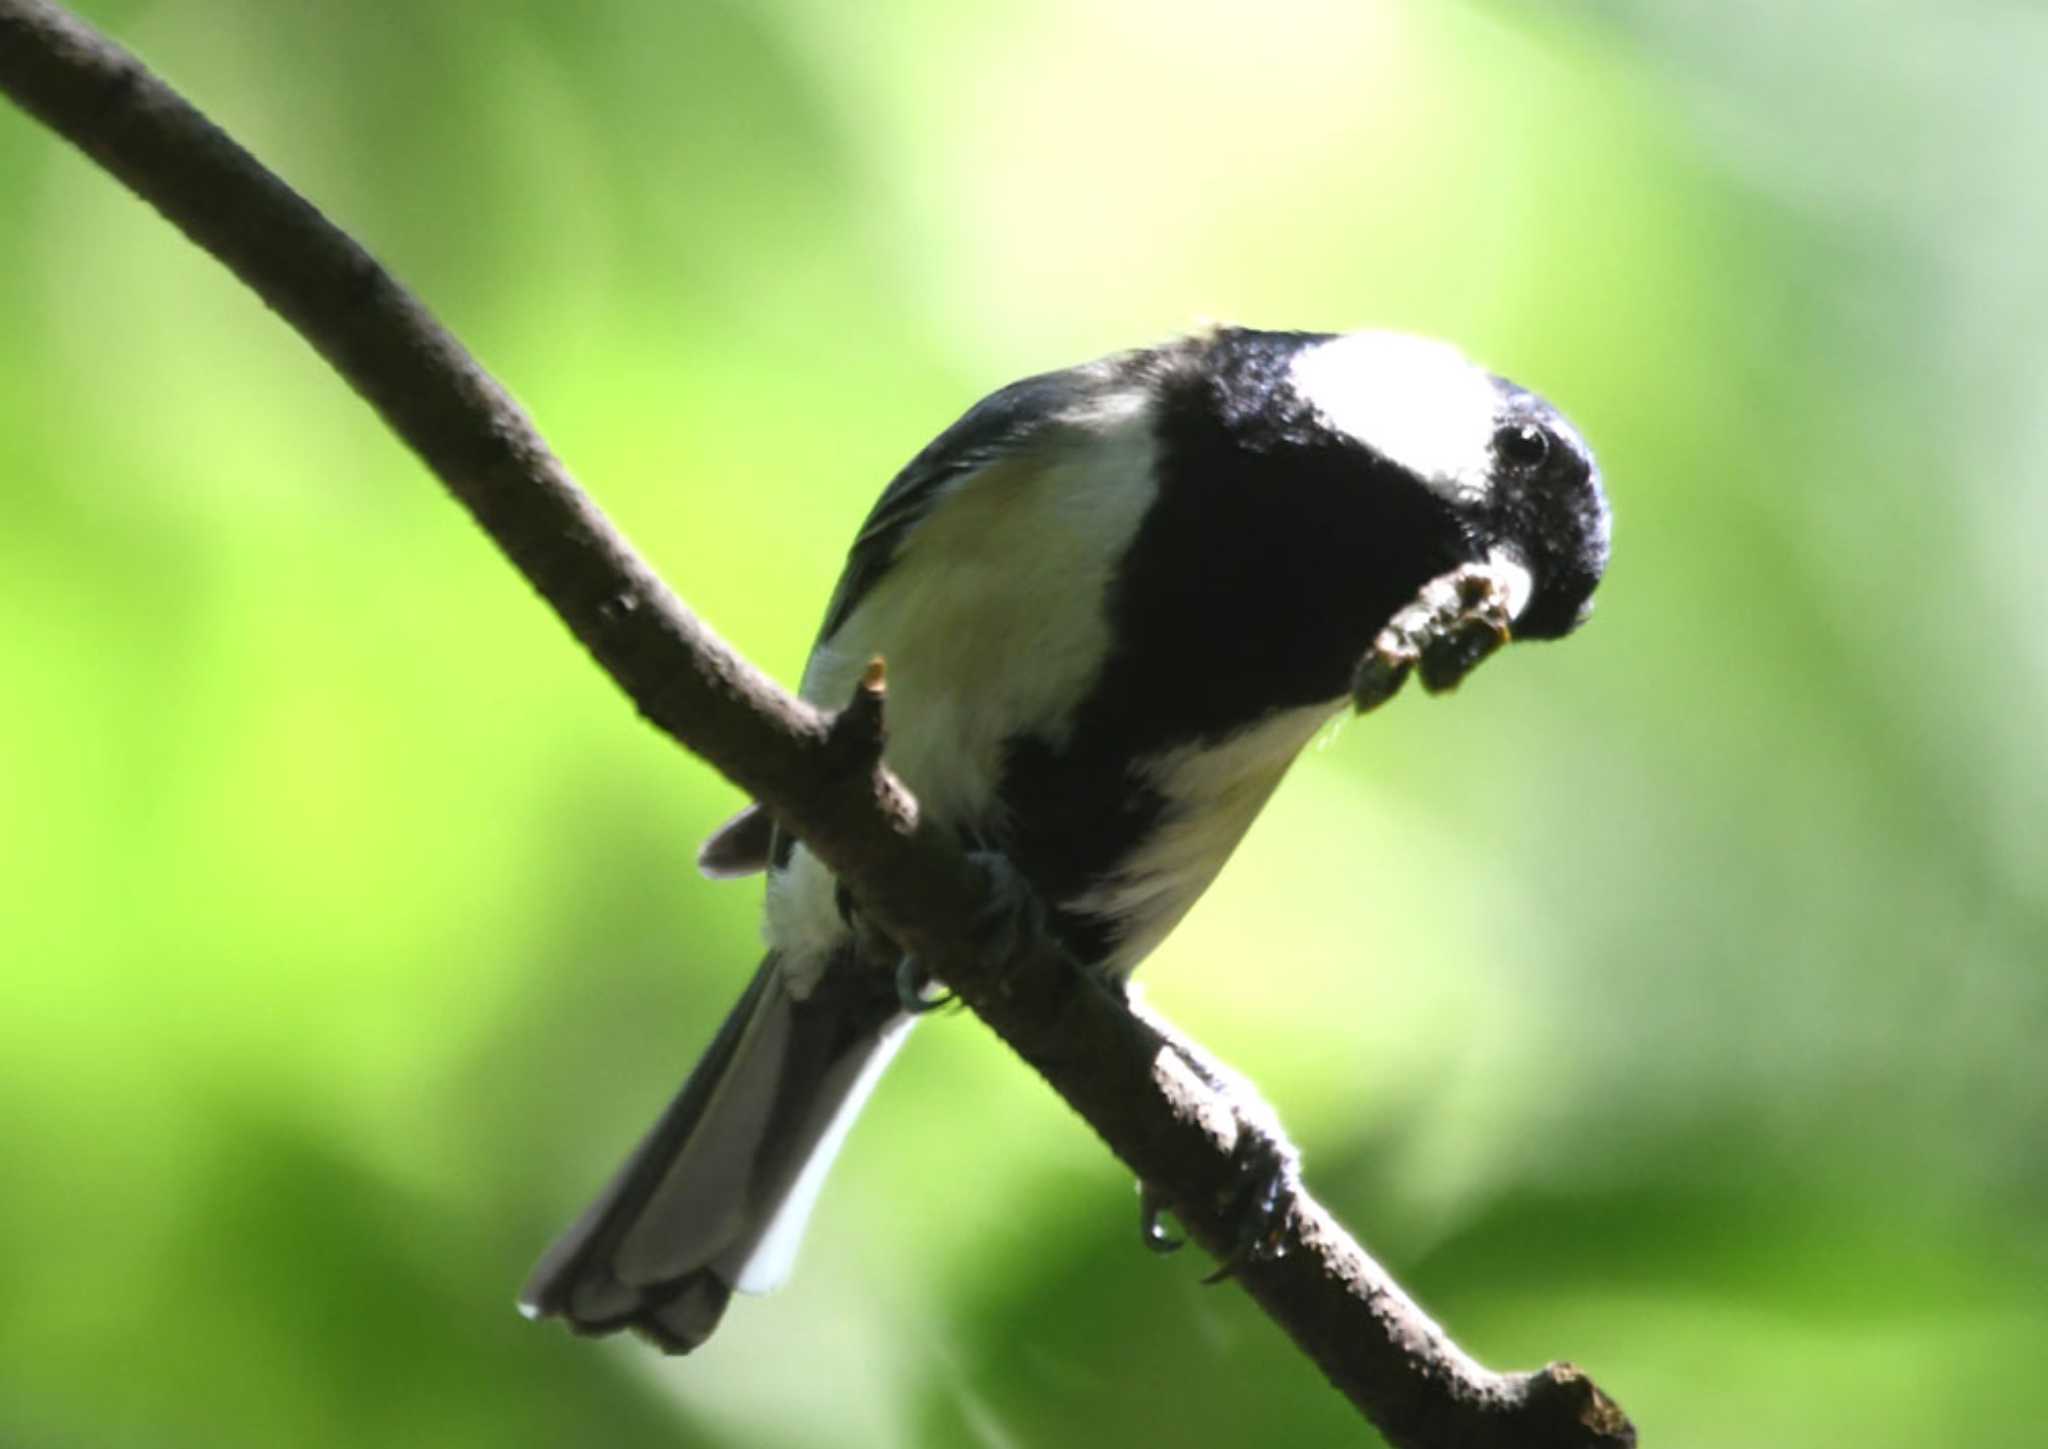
[1281,330,1611,644]
[1476,382,1610,640]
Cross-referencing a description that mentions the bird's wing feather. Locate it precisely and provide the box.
[812,363,1120,645]
[698,359,1135,876]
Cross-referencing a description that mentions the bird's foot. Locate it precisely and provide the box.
[887,850,1055,1013]
[893,954,955,1014]
[1138,1180,1186,1254]
[1201,1124,1300,1284]
[965,848,1055,986]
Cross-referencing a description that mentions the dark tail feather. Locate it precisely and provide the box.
[519,950,911,1353]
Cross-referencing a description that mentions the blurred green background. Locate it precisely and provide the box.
[4,0,2044,1444]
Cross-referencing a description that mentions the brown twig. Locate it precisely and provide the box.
[0,4,1634,1444]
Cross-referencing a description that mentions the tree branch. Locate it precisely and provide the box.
[0,5,1635,1445]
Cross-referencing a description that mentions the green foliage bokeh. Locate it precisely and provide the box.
[3,2,2044,1445]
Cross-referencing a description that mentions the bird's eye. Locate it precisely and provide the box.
[1495,421,1552,471]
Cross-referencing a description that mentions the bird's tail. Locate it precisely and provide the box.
[519,951,912,1353]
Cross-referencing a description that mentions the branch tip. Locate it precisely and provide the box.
[1514,1362,1638,1449]
[821,655,889,769]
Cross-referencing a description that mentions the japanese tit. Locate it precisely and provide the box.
[520,325,1611,1352]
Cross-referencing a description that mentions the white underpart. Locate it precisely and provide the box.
[1068,698,1347,976]
[764,850,849,994]
[1290,332,1499,504]
[766,390,1161,970]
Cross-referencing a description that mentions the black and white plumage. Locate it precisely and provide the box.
[519,325,1611,1352]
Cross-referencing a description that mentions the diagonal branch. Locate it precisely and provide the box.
[0,4,1634,1445]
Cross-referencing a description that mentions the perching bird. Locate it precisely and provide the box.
[520,325,1611,1352]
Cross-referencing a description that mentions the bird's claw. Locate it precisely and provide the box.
[893,954,955,1014]
[1139,1181,1185,1254]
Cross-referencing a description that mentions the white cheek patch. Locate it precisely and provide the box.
[1290,331,1499,504]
